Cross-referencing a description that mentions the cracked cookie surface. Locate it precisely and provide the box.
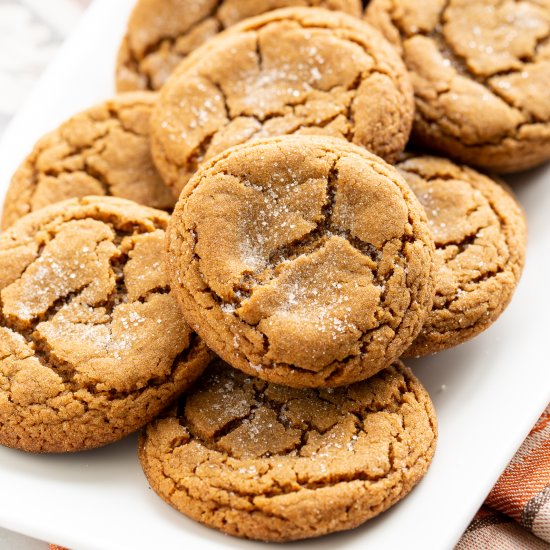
[0,196,211,453]
[151,7,414,195]
[167,136,435,388]
[116,0,362,92]
[139,358,437,541]
[397,155,527,357]
[2,93,175,230]
[366,0,550,173]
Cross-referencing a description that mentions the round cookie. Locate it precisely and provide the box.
[365,0,550,173]
[116,0,363,92]
[396,155,527,357]
[151,7,414,195]
[0,196,211,453]
[139,358,437,542]
[2,92,174,231]
[167,136,435,388]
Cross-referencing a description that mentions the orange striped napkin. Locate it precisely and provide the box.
[457,404,550,548]
[50,404,550,549]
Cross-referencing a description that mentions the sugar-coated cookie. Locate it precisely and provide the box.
[0,197,211,452]
[167,136,435,388]
[366,0,550,173]
[151,7,414,195]
[397,155,527,357]
[2,93,174,230]
[139,358,437,541]
[116,0,362,92]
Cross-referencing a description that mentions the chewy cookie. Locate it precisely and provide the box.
[151,7,414,195]
[366,0,550,173]
[0,197,211,453]
[139,358,437,542]
[167,136,435,388]
[116,0,362,92]
[396,155,527,357]
[2,93,174,230]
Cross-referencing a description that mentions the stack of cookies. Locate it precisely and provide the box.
[0,0,539,542]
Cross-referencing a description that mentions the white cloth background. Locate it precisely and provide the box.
[0,0,89,132]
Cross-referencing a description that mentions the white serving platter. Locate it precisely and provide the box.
[0,1,548,549]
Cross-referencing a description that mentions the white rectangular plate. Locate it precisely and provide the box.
[0,1,549,549]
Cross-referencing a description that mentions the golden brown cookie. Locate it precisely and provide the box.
[396,155,527,357]
[116,0,363,92]
[151,7,414,195]
[0,196,211,453]
[365,0,550,173]
[139,358,437,542]
[167,136,435,388]
[1,93,174,230]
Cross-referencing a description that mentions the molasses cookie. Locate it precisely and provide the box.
[139,358,437,542]
[0,196,211,453]
[116,0,363,92]
[167,136,435,388]
[152,7,414,195]
[2,93,174,230]
[366,0,550,173]
[396,155,527,357]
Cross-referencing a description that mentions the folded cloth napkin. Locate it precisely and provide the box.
[49,405,550,549]
[457,404,550,549]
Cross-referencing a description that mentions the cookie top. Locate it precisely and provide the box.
[151,7,414,195]
[167,136,435,388]
[1,93,174,230]
[396,155,527,357]
[139,358,437,541]
[116,0,363,92]
[366,0,550,173]
[0,196,211,453]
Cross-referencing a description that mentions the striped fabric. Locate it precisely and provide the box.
[457,404,550,549]
[457,506,548,550]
